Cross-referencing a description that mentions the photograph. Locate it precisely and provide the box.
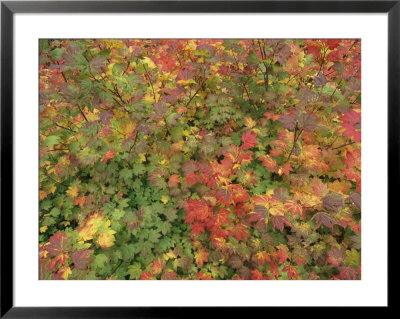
[38,38,361,280]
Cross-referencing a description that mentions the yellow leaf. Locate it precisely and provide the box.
[66,185,79,198]
[78,224,97,242]
[49,185,57,194]
[243,117,256,129]
[60,221,70,227]
[142,57,157,69]
[60,267,72,280]
[85,108,100,122]
[161,195,169,204]
[97,229,116,249]
[163,250,177,260]
[137,153,146,163]
[121,121,136,136]
[40,225,48,233]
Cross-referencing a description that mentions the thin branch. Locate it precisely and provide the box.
[332,142,355,150]
[285,124,303,163]
[77,104,88,122]
[143,63,157,102]
[55,123,76,133]
[185,85,201,107]
[47,148,69,152]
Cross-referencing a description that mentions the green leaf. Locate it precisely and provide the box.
[51,48,64,61]
[127,263,142,279]
[44,135,60,148]
[92,254,109,269]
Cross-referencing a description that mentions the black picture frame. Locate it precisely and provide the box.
[1,1,394,317]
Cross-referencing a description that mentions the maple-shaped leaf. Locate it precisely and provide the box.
[274,245,289,264]
[161,271,177,280]
[182,160,199,175]
[46,231,71,257]
[215,184,249,207]
[278,114,296,130]
[238,266,252,280]
[285,200,303,217]
[140,271,155,280]
[195,248,209,266]
[277,163,293,176]
[283,265,298,279]
[254,251,271,266]
[344,248,361,268]
[251,269,264,280]
[243,117,256,129]
[322,193,343,212]
[313,212,337,230]
[230,223,249,241]
[271,215,292,232]
[99,111,113,124]
[90,57,106,73]
[348,192,361,209]
[228,255,243,270]
[305,40,323,57]
[191,222,205,235]
[241,130,257,149]
[259,155,278,173]
[168,174,181,188]
[310,178,329,197]
[314,72,326,86]
[272,188,289,202]
[321,39,341,50]
[71,249,93,270]
[66,185,79,198]
[151,258,166,275]
[253,195,285,217]
[196,271,213,280]
[339,110,361,142]
[74,196,85,207]
[291,248,309,266]
[296,111,317,132]
[52,266,72,280]
[338,266,359,280]
[326,246,345,267]
[102,149,117,164]
[184,198,212,224]
[97,229,117,249]
[147,167,168,189]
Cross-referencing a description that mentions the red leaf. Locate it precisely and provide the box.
[283,265,298,279]
[168,174,181,188]
[71,249,93,270]
[271,215,292,232]
[140,271,154,280]
[326,247,345,267]
[191,222,205,235]
[241,130,257,149]
[251,269,264,280]
[339,110,361,142]
[183,198,212,224]
[46,231,71,258]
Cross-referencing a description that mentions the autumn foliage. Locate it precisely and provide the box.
[39,39,361,280]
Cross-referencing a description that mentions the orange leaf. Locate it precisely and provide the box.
[195,248,209,266]
[102,150,117,164]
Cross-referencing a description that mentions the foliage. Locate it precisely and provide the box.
[39,39,361,280]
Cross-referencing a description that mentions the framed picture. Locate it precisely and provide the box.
[1,0,394,316]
